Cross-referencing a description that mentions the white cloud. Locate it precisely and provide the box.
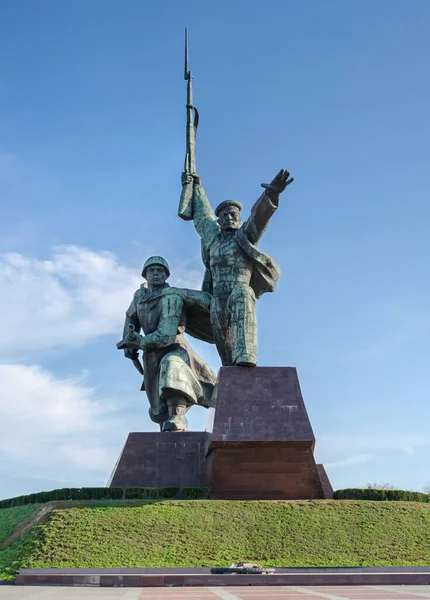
[0,363,130,497]
[0,245,204,358]
[0,245,209,498]
[325,453,374,470]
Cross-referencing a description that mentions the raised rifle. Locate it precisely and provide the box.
[178,27,199,221]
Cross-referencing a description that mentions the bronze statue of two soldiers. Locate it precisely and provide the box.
[118,30,293,431]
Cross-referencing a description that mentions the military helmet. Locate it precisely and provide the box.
[141,256,170,279]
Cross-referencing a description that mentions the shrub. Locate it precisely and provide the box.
[125,487,179,499]
[334,488,430,503]
[0,487,124,509]
[182,487,210,499]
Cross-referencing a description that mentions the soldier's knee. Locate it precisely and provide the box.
[227,284,255,315]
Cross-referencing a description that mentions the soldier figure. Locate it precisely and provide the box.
[118,256,216,432]
[181,169,293,367]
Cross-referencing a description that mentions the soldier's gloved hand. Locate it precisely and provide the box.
[192,173,201,186]
[261,169,294,199]
[124,348,139,361]
[125,332,145,351]
[181,172,193,186]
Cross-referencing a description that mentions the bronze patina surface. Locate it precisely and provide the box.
[117,256,215,432]
[181,169,293,367]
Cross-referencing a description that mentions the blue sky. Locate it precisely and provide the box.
[1,0,429,499]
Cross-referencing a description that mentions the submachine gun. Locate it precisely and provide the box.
[116,323,144,379]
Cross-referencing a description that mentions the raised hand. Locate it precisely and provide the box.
[181,172,201,186]
[181,171,193,186]
[261,169,294,196]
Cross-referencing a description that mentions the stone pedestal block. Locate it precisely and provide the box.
[109,367,332,500]
[317,464,334,499]
[209,367,315,444]
[108,432,210,489]
[206,367,326,500]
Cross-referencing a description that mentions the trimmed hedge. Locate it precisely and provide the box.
[125,487,179,499]
[0,486,211,508]
[0,487,123,509]
[182,487,209,499]
[334,488,430,502]
[0,487,125,508]
[4,486,429,509]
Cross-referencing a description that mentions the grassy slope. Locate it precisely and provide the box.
[1,500,430,578]
[0,505,43,580]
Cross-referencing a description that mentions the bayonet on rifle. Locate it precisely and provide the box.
[178,27,199,221]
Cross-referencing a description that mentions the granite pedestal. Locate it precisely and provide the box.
[109,367,332,499]
[108,432,210,488]
[206,366,327,499]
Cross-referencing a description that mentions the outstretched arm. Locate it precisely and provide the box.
[181,172,219,241]
[244,168,294,245]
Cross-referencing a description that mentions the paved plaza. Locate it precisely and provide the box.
[1,586,430,600]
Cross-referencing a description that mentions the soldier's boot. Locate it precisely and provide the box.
[163,397,189,432]
[148,404,168,426]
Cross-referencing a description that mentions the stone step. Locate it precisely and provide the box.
[15,567,430,587]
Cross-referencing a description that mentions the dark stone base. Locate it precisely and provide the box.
[207,366,326,500]
[108,432,210,488]
[317,464,334,499]
[209,443,324,500]
[109,367,332,499]
[15,567,430,587]
[209,367,316,444]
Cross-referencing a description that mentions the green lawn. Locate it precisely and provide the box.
[0,504,44,580]
[0,505,41,545]
[1,499,430,579]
